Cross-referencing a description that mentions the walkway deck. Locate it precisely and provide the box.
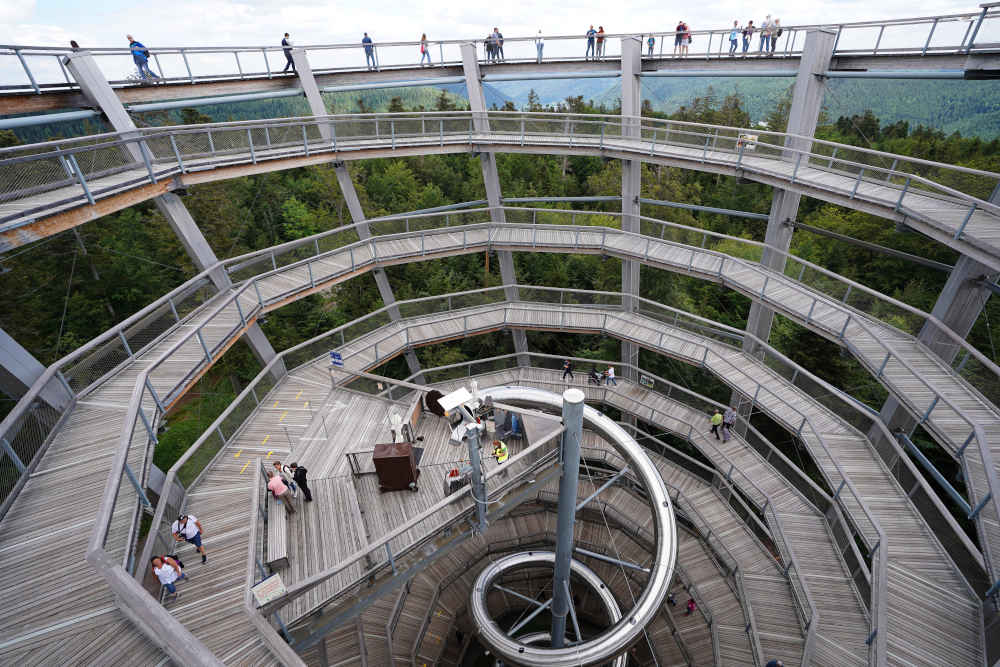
[3,122,999,272]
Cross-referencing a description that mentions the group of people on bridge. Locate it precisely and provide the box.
[123,16,791,83]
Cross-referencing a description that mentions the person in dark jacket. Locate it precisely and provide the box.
[282,33,295,72]
[288,462,312,502]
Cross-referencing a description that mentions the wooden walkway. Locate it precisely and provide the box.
[328,303,983,664]
[2,128,999,269]
[196,216,1000,586]
[0,201,994,663]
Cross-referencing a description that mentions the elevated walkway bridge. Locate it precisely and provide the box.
[3,112,1000,273]
[1,10,1000,115]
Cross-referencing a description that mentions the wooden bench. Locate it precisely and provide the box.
[266,497,289,569]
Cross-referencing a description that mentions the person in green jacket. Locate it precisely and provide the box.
[710,409,723,440]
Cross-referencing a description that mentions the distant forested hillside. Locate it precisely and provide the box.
[574,77,1000,139]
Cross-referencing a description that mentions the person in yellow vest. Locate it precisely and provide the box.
[710,409,723,440]
[492,440,509,464]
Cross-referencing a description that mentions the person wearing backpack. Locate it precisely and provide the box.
[420,34,431,66]
[288,463,312,502]
[742,21,754,55]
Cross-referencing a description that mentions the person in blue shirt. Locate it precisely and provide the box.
[127,34,158,80]
[647,35,655,56]
[585,25,596,59]
[729,21,740,56]
[362,32,375,70]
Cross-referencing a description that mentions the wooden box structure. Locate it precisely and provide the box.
[372,442,420,492]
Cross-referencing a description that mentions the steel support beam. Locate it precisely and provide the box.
[620,37,643,382]
[65,51,281,377]
[461,42,528,362]
[550,388,585,648]
[743,28,836,355]
[918,193,1000,367]
[0,329,72,410]
[291,48,331,143]
[333,163,422,378]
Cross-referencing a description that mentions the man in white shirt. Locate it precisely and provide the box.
[605,366,617,386]
[171,514,208,564]
[151,556,186,599]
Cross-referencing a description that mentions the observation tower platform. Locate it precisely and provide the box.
[1,8,1000,667]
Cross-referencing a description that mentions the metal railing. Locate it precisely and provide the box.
[3,111,999,250]
[1,9,998,94]
[4,202,992,597]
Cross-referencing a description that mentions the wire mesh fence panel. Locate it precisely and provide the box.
[62,337,132,393]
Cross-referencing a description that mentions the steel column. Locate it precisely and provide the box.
[620,37,643,383]
[551,388,585,648]
[743,28,836,357]
[460,42,528,362]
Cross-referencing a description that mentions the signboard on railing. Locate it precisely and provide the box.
[251,573,286,607]
[329,351,344,367]
[639,374,655,389]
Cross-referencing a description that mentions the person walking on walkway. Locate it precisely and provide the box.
[742,21,754,55]
[496,28,505,61]
[420,34,432,66]
[282,33,295,72]
[721,406,737,442]
[588,367,603,385]
[765,661,784,667]
[562,359,574,380]
[605,365,617,386]
[171,514,207,563]
[596,26,606,58]
[151,556,186,600]
[536,30,544,63]
[710,409,723,440]
[673,21,687,56]
[728,21,740,56]
[362,32,376,70]
[686,598,696,616]
[127,35,159,80]
[585,26,597,59]
[647,34,655,56]
[267,470,297,514]
[288,463,312,502]
[759,15,773,53]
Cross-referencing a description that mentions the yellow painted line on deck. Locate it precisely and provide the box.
[295,390,303,400]
[303,401,309,408]
[272,400,279,408]
[240,461,250,474]
[266,450,273,457]
[234,450,242,458]
[279,410,288,422]
[262,434,271,445]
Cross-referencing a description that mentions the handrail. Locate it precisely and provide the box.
[3,112,999,225]
[2,8,997,96]
[9,210,984,568]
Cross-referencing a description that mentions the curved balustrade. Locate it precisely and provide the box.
[11,211,991,576]
[2,9,998,95]
[2,112,1000,267]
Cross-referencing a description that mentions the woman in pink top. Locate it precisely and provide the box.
[266,470,296,514]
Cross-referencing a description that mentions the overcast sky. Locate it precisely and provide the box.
[0,0,986,48]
